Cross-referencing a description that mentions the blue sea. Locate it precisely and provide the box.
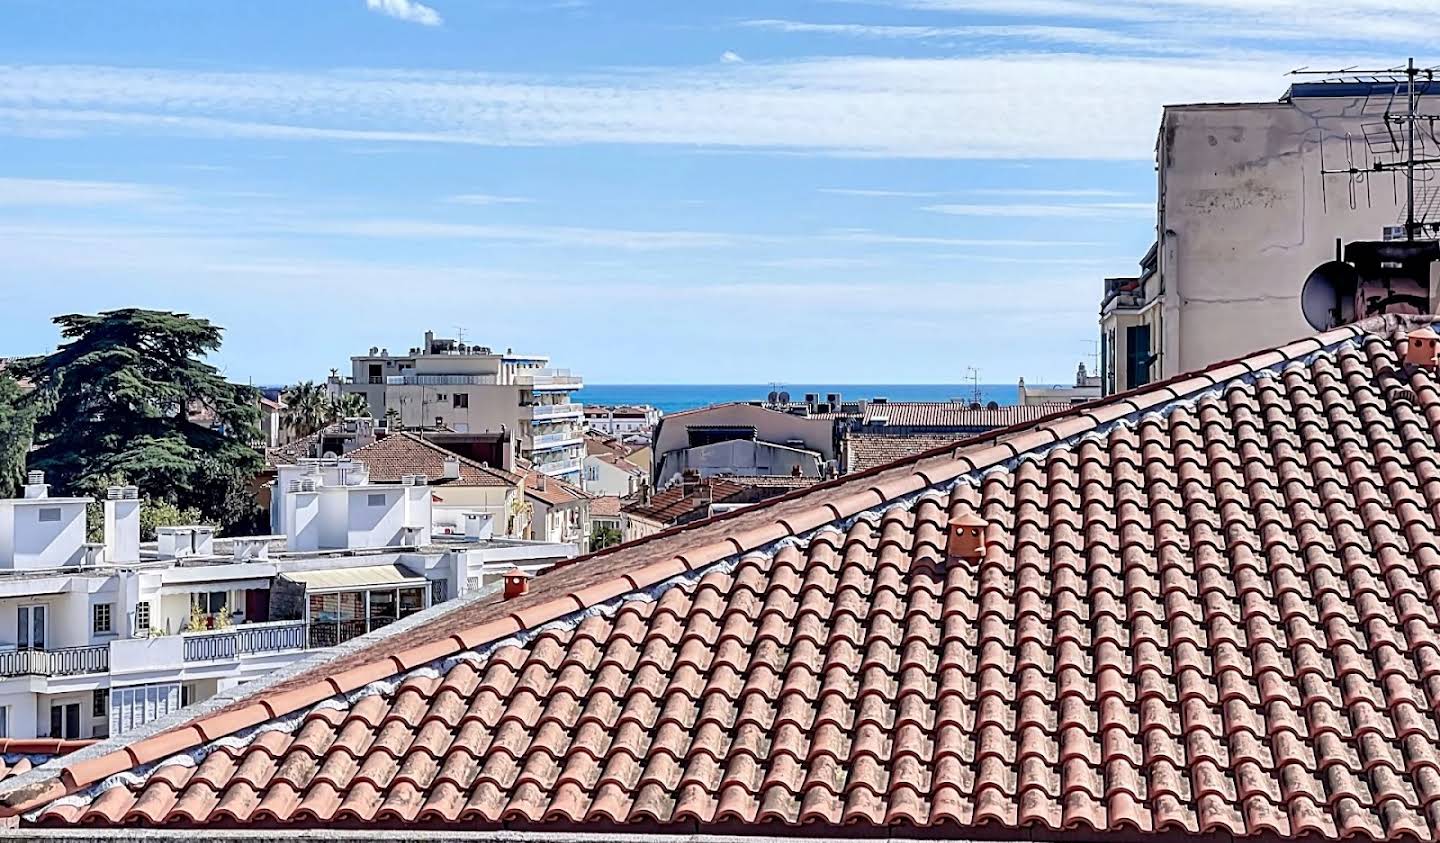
[582,384,1021,415]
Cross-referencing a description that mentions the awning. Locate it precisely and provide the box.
[282,564,426,593]
[157,577,272,596]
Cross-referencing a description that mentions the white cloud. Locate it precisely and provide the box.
[0,56,1293,159]
[966,187,1136,197]
[739,19,1159,51]
[720,51,745,64]
[365,0,442,26]
[925,202,1153,218]
[827,229,1104,247]
[444,192,534,205]
[250,217,761,250]
[0,177,177,207]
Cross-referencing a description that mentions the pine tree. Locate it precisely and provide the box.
[0,372,35,498]
[14,309,263,532]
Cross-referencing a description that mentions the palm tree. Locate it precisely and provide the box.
[329,392,372,421]
[280,381,329,438]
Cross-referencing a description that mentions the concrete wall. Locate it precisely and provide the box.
[3,501,87,570]
[583,456,642,497]
[653,405,835,487]
[1154,94,1429,376]
[662,439,821,486]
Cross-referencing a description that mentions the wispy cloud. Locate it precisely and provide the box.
[444,192,534,205]
[739,19,1159,51]
[965,187,1136,198]
[827,229,1105,247]
[820,187,942,198]
[254,217,761,250]
[0,57,1289,159]
[924,201,1153,218]
[0,177,177,207]
[364,0,442,26]
[720,51,745,64]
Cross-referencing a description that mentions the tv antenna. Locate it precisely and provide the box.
[1293,58,1440,239]
[964,367,982,406]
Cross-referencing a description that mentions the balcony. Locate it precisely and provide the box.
[181,620,308,662]
[0,645,109,678]
[386,374,498,386]
[531,431,584,450]
[535,457,583,477]
[529,402,583,420]
[518,369,583,390]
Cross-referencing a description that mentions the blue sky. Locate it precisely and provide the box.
[0,0,1417,385]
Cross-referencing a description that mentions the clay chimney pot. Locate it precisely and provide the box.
[946,512,988,562]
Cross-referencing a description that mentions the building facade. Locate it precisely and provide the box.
[0,467,574,742]
[335,331,585,485]
[1101,80,1440,394]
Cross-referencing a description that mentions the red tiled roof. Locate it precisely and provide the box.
[17,319,1440,839]
[620,477,751,524]
[845,432,964,472]
[523,470,588,506]
[350,433,519,487]
[863,400,1072,428]
[0,740,91,826]
[588,495,622,518]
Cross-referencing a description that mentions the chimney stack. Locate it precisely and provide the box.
[681,469,701,497]
[1405,326,1440,369]
[103,486,141,564]
[946,512,989,563]
[443,456,462,480]
[22,471,47,499]
[503,567,532,600]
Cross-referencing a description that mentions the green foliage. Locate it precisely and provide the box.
[15,309,263,535]
[589,523,623,552]
[140,498,206,541]
[0,373,36,498]
[280,383,371,440]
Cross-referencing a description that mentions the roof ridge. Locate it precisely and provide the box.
[355,432,520,484]
[0,320,1373,817]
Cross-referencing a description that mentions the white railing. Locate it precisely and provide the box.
[519,369,583,389]
[0,645,109,677]
[530,403,583,419]
[532,431,583,449]
[386,374,497,386]
[536,457,583,476]
[182,620,307,662]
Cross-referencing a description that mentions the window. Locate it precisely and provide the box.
[134,602,151,634]
[37,507,61,523]
[1125,324,1153,389]
[17,605,46,650]
[0,706,9,738]
[49,702,81,739]
[453,393,469,409]
[92,688,109,718]
[368,493,387,507]
[191,591,228,615]
[93,603,114,635]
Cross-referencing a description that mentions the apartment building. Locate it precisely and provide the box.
[650,403,838,489]
[583,405,659,438]
[335,331,585,485]
[0,467,574,742]
[1101,78,1440,394]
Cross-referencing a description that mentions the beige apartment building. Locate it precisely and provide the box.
[335,331,585,485]
[1101,78,1440,393]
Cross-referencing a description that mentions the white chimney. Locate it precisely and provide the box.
[443,456,461,480]
[23,471,48,499]
[103,486,141,564]
[537,475,547,492]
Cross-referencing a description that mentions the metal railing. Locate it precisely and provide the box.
[535,457,583,476]
[386,374,497,386]
[530,402,583,419]
[0,645,110,678]
[532,431,583,448]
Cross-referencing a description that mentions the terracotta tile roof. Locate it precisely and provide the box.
[0,740,90,826]
[846,432,965,472]
[723,473,824,490]
[523,471,589,506]
[591,451,646,475]
[17,318,1440,839]
[588,495,623,518]
[863,400,1072,429]
[621,477,751,524]
[265,426,333,467]
[349,433,519,487]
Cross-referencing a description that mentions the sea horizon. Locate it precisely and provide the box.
[582,383,1026,415]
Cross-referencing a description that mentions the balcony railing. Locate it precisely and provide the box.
[0,645,110,678]
[535,457,583,476]
[519,369,583,389]
[530,402,583,420]
[532,431,584,449]
[386,374,497,386]
[182,620,309,662]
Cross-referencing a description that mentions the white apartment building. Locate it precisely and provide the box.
[584,405,660,438]
[0,466,575,742]
[336,331,585,485]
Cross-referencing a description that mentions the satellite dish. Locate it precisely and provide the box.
[777,391,791,405]
[1301,260,1359,330]
[969,402,982,411]
[986,401,999,410]
[767,390,779,405]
